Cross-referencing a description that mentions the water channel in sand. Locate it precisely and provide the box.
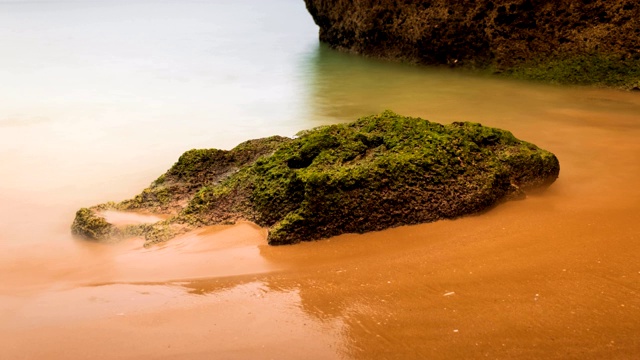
[1,1,640,359]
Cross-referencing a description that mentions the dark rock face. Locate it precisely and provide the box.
[72,111,559,246]
[304,0,640,87]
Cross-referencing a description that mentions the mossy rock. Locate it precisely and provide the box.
[71,208,122,242]
[502,53,640,89]
[72,111,560,246]
[304,0,640,89]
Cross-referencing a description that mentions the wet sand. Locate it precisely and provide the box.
[2,84,640,359]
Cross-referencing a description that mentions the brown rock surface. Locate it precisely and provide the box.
[304,0,640,86]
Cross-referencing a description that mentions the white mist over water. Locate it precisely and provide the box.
[0,0,320,239]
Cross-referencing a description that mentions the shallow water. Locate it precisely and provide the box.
[2,1,640,359]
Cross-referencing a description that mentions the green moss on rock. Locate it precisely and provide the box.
[503,53,640,89]
[71,208,122,242]
[116,135,291,215]
[72,111,560,246]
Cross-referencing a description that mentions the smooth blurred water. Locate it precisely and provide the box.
[0,0,322,214]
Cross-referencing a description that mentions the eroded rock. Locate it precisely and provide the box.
[72,111,559,246]
[304,0,640,88]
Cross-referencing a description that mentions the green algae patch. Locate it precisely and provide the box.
[117,135,290,216]
[71,208,122,242]
[72,111,560,246]
[502,54,640,90]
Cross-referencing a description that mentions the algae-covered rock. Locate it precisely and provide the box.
[71,208,122,242]
[72,111,559,246]
[304,0,640,89]
[71,135,291,243]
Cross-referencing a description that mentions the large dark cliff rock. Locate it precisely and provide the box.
[72,111,560,246]
[304,0,640,88]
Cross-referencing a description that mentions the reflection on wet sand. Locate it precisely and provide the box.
[3,280,347,360]
[1,224,346,359]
